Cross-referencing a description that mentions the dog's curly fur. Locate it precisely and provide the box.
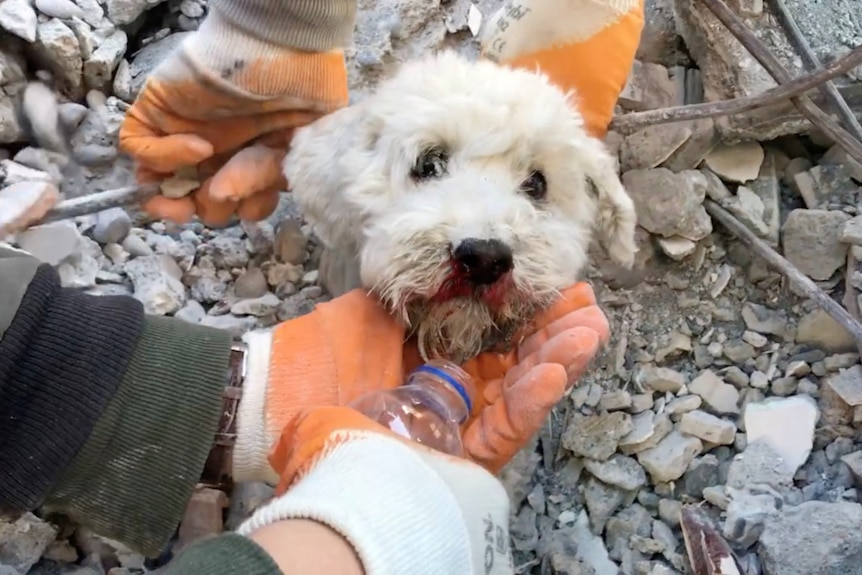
[285,51,637,362]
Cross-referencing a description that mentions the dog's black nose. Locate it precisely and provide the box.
[453,238,514,285]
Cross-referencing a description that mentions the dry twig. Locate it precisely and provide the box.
[702,0,862,166]
[706,200,862,352]
[767,0,862,142]
[610,45,862,132]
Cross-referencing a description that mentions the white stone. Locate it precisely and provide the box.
[15,220,82,265]
[744,395,818,474]
[637,430,703,483]
[688,369,740,414]
[34,0,84,19]
[0,0,38,41]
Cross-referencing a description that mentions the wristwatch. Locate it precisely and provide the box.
[200,340,247,490]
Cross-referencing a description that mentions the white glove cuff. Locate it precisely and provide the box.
[232,329,279,484]
[237,433,514,575]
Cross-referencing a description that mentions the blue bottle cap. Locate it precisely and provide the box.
[412,364,473,414]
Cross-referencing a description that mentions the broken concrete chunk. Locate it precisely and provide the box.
[622,168,712,241]
[781,209,850,281]
[679,410,736,445]
[584,454,648,491]
[637,365,685,393]
[703,141,765,183]
[637,430,704,483]
[758,501,862,575]
[688,369,740,414]
[0,513,58,574]
[744,396,818,474]
[562,412,633,461]
[620,123,692,172]
[796,308,857,353]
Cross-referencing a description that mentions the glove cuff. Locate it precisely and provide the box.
[237,432,512,574]
[211,0,356,53]
[233,329,281,484]
[158,8,349,106]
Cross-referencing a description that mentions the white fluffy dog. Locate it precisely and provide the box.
[285,50,637,363]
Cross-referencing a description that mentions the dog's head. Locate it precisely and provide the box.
[286,51,637,362]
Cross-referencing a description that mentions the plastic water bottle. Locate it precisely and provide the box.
[349,359,476,456]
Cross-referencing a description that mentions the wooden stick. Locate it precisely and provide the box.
[610,45,862,132]
[40,183,159,224]
[767,0,862,142]
[705,200,862,348]
[702,0,862,166]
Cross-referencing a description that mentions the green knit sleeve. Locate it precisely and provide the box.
[163,533,284,575]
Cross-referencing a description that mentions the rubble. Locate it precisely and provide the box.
[2,0,862,572]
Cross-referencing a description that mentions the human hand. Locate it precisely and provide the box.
[240,405,515,575]
[118,10,349,227]
[234,282,609,483]
[460,282,610,473]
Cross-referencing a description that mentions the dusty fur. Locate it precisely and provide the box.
[285,50,637,362]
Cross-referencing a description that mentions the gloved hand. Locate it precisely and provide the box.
[234,282,609,483]
[480,0,644,138]
[118,8,349,227]
[239,405,516,575]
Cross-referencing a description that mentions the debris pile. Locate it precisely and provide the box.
[1,0,862,574]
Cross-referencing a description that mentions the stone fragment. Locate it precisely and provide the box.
[598,390,631,411]
[234,267,269,299]
[0,181,60,237]
[619,412,672,455]
[562,412,633,461]
[584,476,626,534]
[622,168,712,241]
[796,309,856,353]
[584,454,647,491]
[174,487,229,554]
[620,123,692,171]
[688,369,740,414]
[618,60,679,110]
[841,216,862,246]
[657,236,696,260]
[679,410,736,445]
[274,219,308,265]
[758,501,862,575]
[822,143,862,183]
[230,293,280,317]
[35,0,84,19]
[0,513,58,574]
[637,365,685,393]
[703,141,764,183]
[662,118,719,172]
[781,209,850,281]
[794,164,860,209]
[33,18,83,98]
[746,149,782,246]
[824,365,862,408]
[124,254,187,315]
[841,451,862,490]
[92,207,131,245]
[83,30,127,91]
[744,396,818,474]
[0,0,37,41]
[637,430,703,483]
[723,484,782,549]
[15,220,81,265]
[741,302,789,338]
[719,185,769,237]
[726,441,795,489]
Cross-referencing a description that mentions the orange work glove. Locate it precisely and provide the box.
[236,406,515,574]
[118,7,350,227]
[233,282,609,483]
[480,0,644,139]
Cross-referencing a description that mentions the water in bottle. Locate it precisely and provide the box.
[349,359,476,456]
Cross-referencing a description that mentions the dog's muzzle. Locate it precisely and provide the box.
[452,238,513,286]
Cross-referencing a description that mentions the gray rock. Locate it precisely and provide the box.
[234,267,269,299]
[724,484,783,550]
[33,18,83,99]
[128,32,191,97]
[15,220,81,265]
[688,369,740,414]
[637,365,685,393]
[781,209,851,281]
[796,309,857,353]
[124,254,187,315]
[758,500,862,575]
[92,207,131,244]
[0,0,38,41]
[584,454,647,491]
[637,430,703,483]
[562,412,633,461]
[622,168,712,241]
[34,0,84,19]
[231,293,280,317]
[83,30,127,91]
[0,513,57,574]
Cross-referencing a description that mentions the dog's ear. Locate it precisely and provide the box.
[570,133,638,269]
[284,104,382,254]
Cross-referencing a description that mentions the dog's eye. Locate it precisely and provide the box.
[521,170,547,200]
[411,148,448,180]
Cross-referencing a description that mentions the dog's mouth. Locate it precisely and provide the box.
[429,260,514,307]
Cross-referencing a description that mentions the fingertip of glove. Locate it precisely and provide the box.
[237,189,280,221]
[143,195,196,223]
